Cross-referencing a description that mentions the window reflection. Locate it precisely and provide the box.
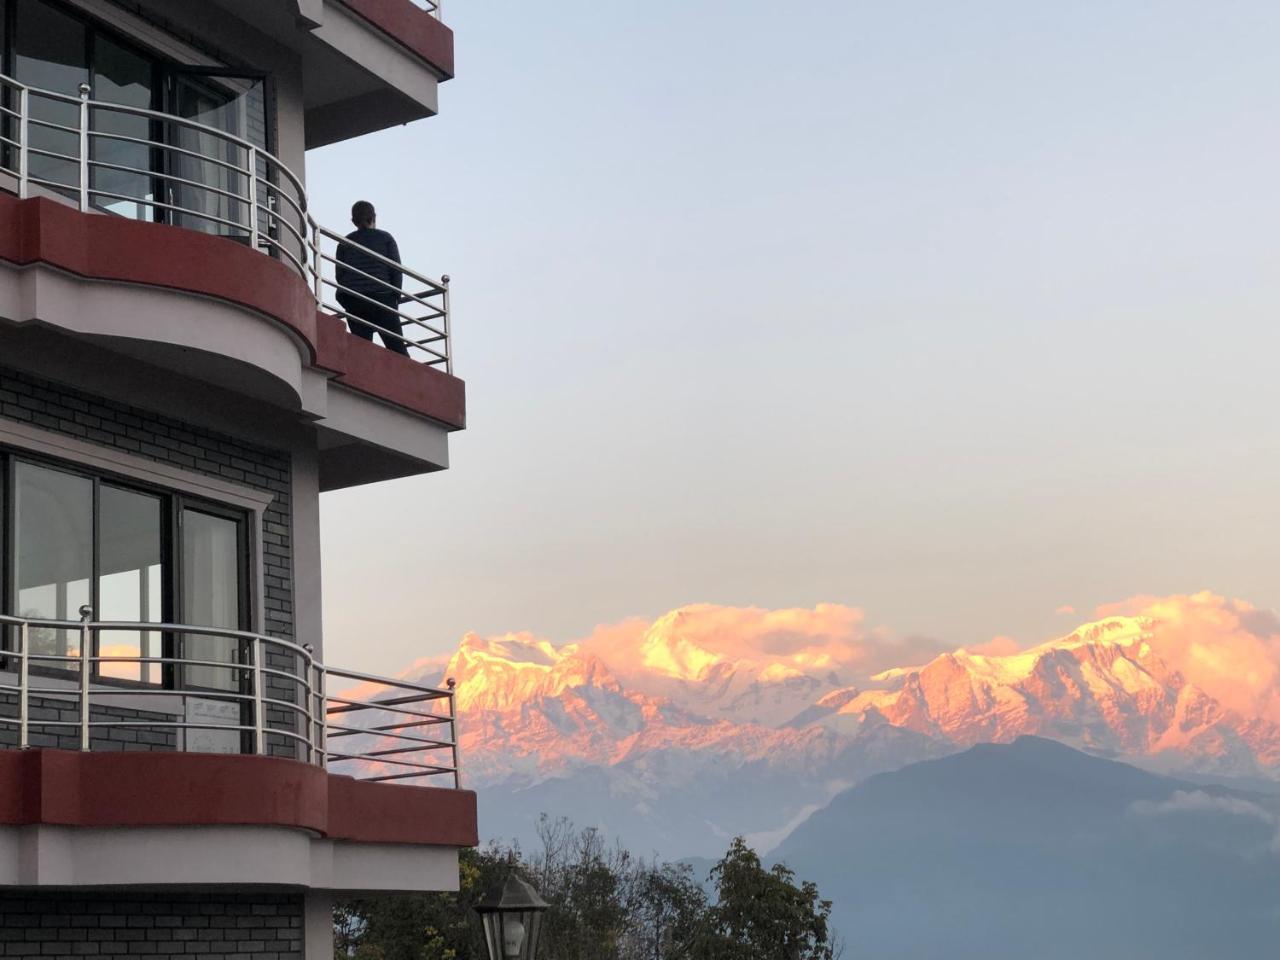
[14,463,92,663]
[182,509,243,691]
[6,457,249,692]
[98,485,163,682]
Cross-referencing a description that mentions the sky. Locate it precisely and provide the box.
[309,0,1280,676]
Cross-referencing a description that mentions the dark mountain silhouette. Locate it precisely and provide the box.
[773,736,1280,960]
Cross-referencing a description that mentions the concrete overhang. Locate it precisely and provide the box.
[0,750,478,848]
[0,750,478,892]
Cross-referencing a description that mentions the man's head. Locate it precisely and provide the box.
[351,200,376,229]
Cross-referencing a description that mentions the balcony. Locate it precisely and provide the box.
[0,72,452,372]
[0,611,458,788]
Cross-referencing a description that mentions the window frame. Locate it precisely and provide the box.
[0,0,280,230]
[0,446,255,689]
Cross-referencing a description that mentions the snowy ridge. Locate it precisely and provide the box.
[381,593,1280,852]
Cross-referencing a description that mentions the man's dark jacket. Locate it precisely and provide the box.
[335,227,403,300]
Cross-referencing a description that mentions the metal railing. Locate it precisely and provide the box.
[0,610,460,787]
[409,0,444,17]
[325,670,461,784]
[0,74,452,372]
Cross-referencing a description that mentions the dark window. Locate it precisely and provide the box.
[4,0,273,238]
[13,0,88,195]
[90,31,155,220]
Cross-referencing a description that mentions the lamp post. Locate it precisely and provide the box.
[475,873,549,960]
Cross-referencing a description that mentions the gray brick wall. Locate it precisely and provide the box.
[0,693,177,752]
[0,892,304,958]
[0,365,295,642]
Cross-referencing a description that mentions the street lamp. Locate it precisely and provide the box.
[475,873,549,960]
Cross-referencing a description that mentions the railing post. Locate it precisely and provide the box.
[311,220,324,302]
[441,274,452,375]
[246,145,259,252]
[252,637,265,756]
[17,87,29,200]
[447,677,461,789]
[316,664,328,769]
[77,83,90,212]
[78,605,92,751]
[17,622,29,750]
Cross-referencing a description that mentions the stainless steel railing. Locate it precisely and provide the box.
[409,0,444,18]
[0,610,460,787]
[325,670,461,784]
[0,74,452,372]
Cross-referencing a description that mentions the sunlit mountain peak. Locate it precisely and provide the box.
[638,609,735,681]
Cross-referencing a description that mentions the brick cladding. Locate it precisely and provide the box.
[0,365,295,642]
[0,694,175,752]
[0,892,304,957]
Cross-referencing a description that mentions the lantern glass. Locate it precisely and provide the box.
[475,873,548,960]
[478,908,543,960]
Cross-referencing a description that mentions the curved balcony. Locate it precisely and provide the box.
[0,612,459,788]
[0,74,452,372]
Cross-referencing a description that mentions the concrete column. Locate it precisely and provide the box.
[305,890,335,960]
[291,441,324,655]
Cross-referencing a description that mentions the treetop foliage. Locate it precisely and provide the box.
[335,817,839,960]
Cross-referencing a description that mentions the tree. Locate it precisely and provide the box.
[684,838,836,960]
[627,861,708,960]
[335,825,839,960]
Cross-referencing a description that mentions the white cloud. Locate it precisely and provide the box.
[1131,790,1280,852]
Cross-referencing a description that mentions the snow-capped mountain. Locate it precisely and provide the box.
[822,614,1280,775]
[372,591,1280,855]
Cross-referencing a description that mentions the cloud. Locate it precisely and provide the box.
[1131,789,1274,821]
[967,635,1021,656]
[1095,592,1280,724]
[1130,790,1280,852]
[1055,605,1076,616]
[576,603,947,683]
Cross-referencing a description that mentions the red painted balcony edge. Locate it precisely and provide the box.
[337,0,455,80]
[314,312,467,428]
[0,750,479,848]
[0,195,466,431]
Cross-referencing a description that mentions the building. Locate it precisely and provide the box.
[0,1,475,956]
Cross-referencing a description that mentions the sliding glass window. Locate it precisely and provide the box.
[13,462,91,662]
[6,0,272,237]
[180,507,245,692]
[98,485,164,682]
[2,452,252,688]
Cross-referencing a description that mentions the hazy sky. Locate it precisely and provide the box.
[310,0,1280,675]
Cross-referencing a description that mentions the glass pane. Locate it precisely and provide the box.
[14,0,88,195]
[90,35,154,220]
[14,462,92,665]
[98,486,163,683]
[168,76,249,238]
[181,509,242,691]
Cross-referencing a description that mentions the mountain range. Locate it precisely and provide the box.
[365,591,1280,857]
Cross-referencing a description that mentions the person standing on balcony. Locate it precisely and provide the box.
[335,201,410,356]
